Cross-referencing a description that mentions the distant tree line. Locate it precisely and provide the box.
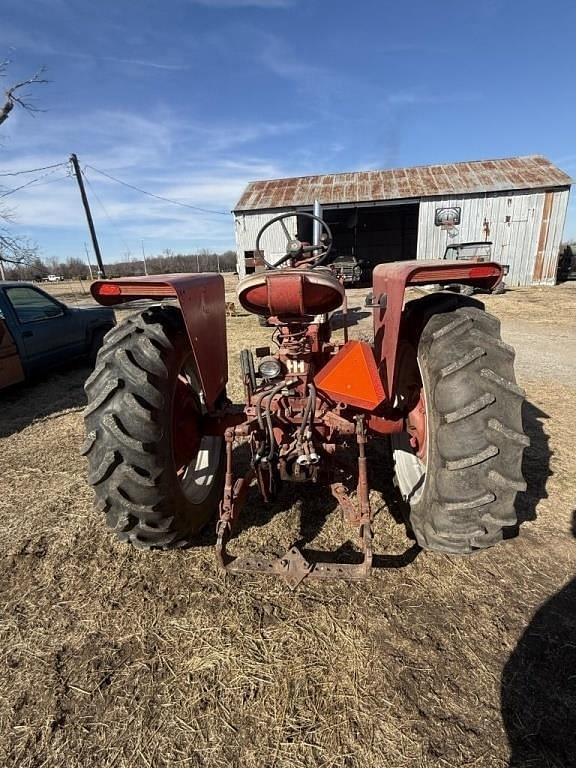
[1,248,238,281]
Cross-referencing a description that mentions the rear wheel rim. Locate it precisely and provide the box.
[391,434,426,504]
[180,435,222,505]
[392,367,428,505]
[172,355,222,505]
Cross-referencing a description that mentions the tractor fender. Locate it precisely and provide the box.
[90,273,227,409]
[371,260,503,401]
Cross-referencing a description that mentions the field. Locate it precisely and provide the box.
[1,277,575,767]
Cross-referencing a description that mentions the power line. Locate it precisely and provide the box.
[0,167,70,199]
[31,172,71,189]
[0,172,70,198]
[0,161,67,178]
[84,164,230,216]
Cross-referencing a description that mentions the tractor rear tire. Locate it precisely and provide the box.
[392,303,529,554]
[82,307,225,549]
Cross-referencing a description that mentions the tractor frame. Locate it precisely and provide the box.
[90,255,505,587]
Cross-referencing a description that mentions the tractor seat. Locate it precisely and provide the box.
[237,268,345,318]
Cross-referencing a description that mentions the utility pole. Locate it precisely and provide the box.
[0,258,5,281]
[84,242,94,281]
[70,153,106,278]
[141,240,148,276]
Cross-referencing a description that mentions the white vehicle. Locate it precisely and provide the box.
[43,274,63,282]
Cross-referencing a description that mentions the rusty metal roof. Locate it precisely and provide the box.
[234,155,571,212]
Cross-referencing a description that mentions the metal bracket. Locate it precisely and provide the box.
[218,544,312,589]
[273,547,313,588]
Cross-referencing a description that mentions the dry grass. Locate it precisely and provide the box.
[39,279,95,304]
[1,280,575,767]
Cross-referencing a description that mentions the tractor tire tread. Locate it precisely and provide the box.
[444,393,495,423]
[396,302,528,554]
[488,418,530,446]
[470,328,516,355]
[431,314,472,340]
[481,367,525,397]
[445,444,499,471]
[83,306,224,549]
[440,346,485,378]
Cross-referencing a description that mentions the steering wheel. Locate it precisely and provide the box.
[255,211,333,270]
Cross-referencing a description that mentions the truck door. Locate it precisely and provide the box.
[0,313,25,389]
[3,286,84,372]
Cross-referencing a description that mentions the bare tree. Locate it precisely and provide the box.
[0,60,48,127]
[0,198,39,277]
[0,59,48,276]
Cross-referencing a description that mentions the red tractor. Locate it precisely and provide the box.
[84,211,529,586]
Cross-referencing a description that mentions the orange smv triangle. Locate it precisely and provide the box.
[314,340,385,411]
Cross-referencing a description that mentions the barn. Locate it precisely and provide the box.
[233,155,571,285]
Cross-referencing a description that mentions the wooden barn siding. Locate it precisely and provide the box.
[540,189,571,282]
[234,212,297,277]
[417,188,570,285]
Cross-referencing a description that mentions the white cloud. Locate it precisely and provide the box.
[73,53,189,72]
[188,0,293,7]
[0,104,312,258]
[0,23,188,72]
[386,91,480,106]
[0,74,402,260]
[256,30,481,117]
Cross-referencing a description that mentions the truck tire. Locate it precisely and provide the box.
[82,307,225,549]
[391,304,529,554]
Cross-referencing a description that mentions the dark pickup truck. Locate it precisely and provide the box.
[0,281,115,391]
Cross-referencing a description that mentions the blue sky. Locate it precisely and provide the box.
[1,0,575,263]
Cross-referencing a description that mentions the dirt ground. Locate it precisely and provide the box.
[1,278,575,767]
